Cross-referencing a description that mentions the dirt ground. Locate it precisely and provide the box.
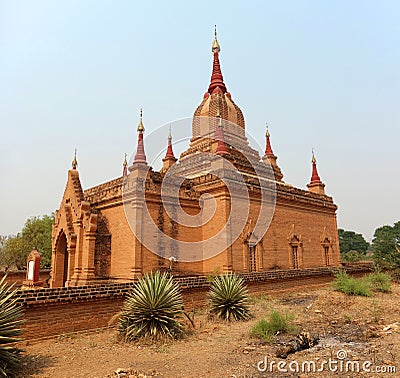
[15,282,400,378]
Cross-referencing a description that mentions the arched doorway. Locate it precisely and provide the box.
[56,232,69,286]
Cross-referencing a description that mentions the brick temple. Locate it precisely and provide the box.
[50,30,340,287]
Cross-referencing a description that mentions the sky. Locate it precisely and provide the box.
[0,0,399,241]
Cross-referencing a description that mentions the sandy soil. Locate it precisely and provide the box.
[15,283,400,378]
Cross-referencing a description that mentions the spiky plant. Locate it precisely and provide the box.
[0,276,23,377]
[118,271,184,340]
[208,273,250,321]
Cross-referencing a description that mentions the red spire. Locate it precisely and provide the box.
[264,125,274,156]
[207,26,227,95]
[133,109,147,164]
[310,150,322,184]
[215,116,228,156]
[164,127,175,159]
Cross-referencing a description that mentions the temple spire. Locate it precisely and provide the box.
[262,124,284,181]
[307,149,325,194]
[264,123,274,156]
[207,26,227,95]
[72,148,78,170]
[133,109,147,164]
[162,127,177,172]
[164,126,175,159]
[310,149,321,183]
[122,153,128,177]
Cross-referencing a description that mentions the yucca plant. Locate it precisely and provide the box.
[118,271,184,341]
[0,276,23,377]
[208,273,250,321]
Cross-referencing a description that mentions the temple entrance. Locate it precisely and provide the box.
[56,232,69,286]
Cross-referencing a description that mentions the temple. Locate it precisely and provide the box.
[50,29,340,287]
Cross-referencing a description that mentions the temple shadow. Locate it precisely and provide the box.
[14,354,57,377]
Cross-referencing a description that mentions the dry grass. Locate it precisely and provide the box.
[16,283,400,377]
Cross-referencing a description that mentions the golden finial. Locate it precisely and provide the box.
[123,153,127,167]
[168,125,172,140]
[312,148,317,164]
[212,25,220,53]
[72,148,78,169]
[265,122,270,138]
[137,108,144,132]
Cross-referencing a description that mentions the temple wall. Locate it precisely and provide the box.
[50,165,340,285]
[83,183,340,280]
[261,201,340,270]
[18,264,372,340]
[97,205,135,279]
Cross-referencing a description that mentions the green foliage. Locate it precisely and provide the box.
[1,235,29,271]
[118,271,184,341]
[208,273,250,321]
[341,250,362,263]
[0,276,24,376]
[0,214,54,270]
[365,271,392,293]
[342,313,352,323]
[0,238,6,264]
[372,222,400,270]
[338,229,369,260]
[251,310,298,342]
[390,259,400,282]
[332,271,371,297]
[333,270,392,297]
[21,215,54,268]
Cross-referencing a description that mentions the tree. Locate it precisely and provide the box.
[338,229,369,259]
[372,221,400,270]
[0,214,54,271]
[0,237,7,270]
[341,250,362,263]
[2,235,29,270]
[21,214,54,268]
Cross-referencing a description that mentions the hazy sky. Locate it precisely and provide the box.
[1,0,399,241]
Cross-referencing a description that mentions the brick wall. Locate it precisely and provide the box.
[18,263,373,340]
[0,270,51,286]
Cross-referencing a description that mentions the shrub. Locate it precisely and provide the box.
[332,270,371,297]
[118,271,184,341]
[341,250,362,262]
[366,271,392,293]
[251,309,298,342]
[208,273,250,321]
[0,276,24,376]
[390,268,400,283]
